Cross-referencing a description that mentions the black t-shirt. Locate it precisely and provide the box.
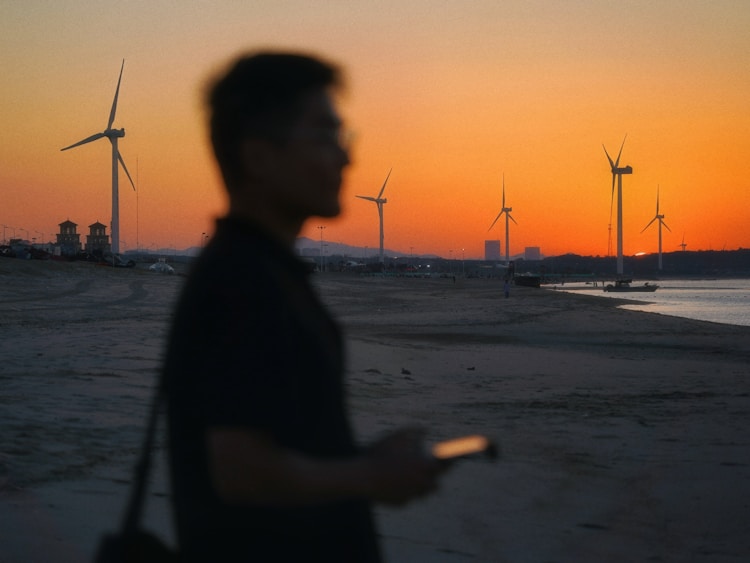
[163,217,380,562]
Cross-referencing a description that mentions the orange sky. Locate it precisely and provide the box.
[1,1,748,259]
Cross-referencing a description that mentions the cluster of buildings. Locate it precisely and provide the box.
[55,220,111,256]
[6,220,113,257]
[484,240,541,261]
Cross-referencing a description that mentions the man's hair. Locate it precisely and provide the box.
[207,51,342,190]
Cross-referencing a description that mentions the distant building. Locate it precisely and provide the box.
[484,240,501,261]
[85,221,111,254]
[524,246,541,261]
[56,220,82,256]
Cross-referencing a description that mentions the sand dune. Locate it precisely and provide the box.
[1,260,748,562]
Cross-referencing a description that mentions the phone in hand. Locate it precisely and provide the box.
[431,434,498,461]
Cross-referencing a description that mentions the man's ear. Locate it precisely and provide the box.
[239,138,280,182]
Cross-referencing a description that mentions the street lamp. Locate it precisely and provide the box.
[318,225,326,271]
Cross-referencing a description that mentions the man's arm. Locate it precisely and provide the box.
[207,426,444,507]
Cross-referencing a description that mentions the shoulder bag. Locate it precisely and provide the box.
[93,388,178,563]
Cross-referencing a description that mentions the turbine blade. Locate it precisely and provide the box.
[656,185,660,213]
[614,134,627,168]
[508,213,518,225]
[356,195,377,202]
[662,220,671,232]
[60,132,106,151]
[117,149,136,191]
[641,217,656,233]
[502,174,506,207]
[603,145,615,169]
[377,168,392,199]
[488,211,503,232]
[108,60,125,130]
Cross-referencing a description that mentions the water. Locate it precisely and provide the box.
[552,278,750,327]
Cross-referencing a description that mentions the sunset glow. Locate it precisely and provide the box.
[2,1,748,259]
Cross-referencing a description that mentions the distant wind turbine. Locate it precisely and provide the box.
[679,233,687,251]
[603,136,633,276]
[356,169,391,263]
[61,60,135,255]
[488,174,517,265]
[641,186,671,270]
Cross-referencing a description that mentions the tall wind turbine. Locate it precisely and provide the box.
[603,136,633,276]
[679,233,687,251]
[488,174,517,265]
[356,169,391,263]
[61,60,135,255]
[641,186,671,270]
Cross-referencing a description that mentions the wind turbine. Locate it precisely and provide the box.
[641,186,671,270]
[356,169,391,263]
[603,136,633,276]
[488,174,517,265]
[679,233,687,251]
[61,60,135,255]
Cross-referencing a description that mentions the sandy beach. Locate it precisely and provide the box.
[1,259,748,562]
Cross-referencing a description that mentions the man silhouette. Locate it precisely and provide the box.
[163,51,446,562]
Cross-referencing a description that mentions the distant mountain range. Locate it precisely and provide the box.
[127,239,749,277]
[127,237,435,260]
[293,237,438,259]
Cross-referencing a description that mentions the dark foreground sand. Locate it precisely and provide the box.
[1,259,748,562]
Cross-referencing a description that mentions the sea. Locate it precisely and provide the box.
[552,278,750,327]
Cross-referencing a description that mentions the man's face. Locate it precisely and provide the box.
[261,89,350,223]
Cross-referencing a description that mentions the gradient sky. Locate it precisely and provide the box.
[2,1,748,259]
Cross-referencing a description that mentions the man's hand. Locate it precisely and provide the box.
[363,428,447,506]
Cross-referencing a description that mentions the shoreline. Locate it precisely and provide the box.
[1,261,749,561]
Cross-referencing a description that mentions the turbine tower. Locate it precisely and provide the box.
[61,60,135,255]
[603,136,633,276]
[641,186,671,270]
[488,174,517,265]
[356,169,391,263]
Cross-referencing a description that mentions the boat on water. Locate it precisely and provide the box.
[603,279,658,293]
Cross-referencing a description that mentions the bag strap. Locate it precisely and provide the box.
[120,384,165,533]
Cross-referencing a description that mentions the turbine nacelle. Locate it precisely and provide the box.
[106,128,126,138]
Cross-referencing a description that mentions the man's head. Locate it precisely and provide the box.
[207,53,350,236]
[209,52,342,184]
